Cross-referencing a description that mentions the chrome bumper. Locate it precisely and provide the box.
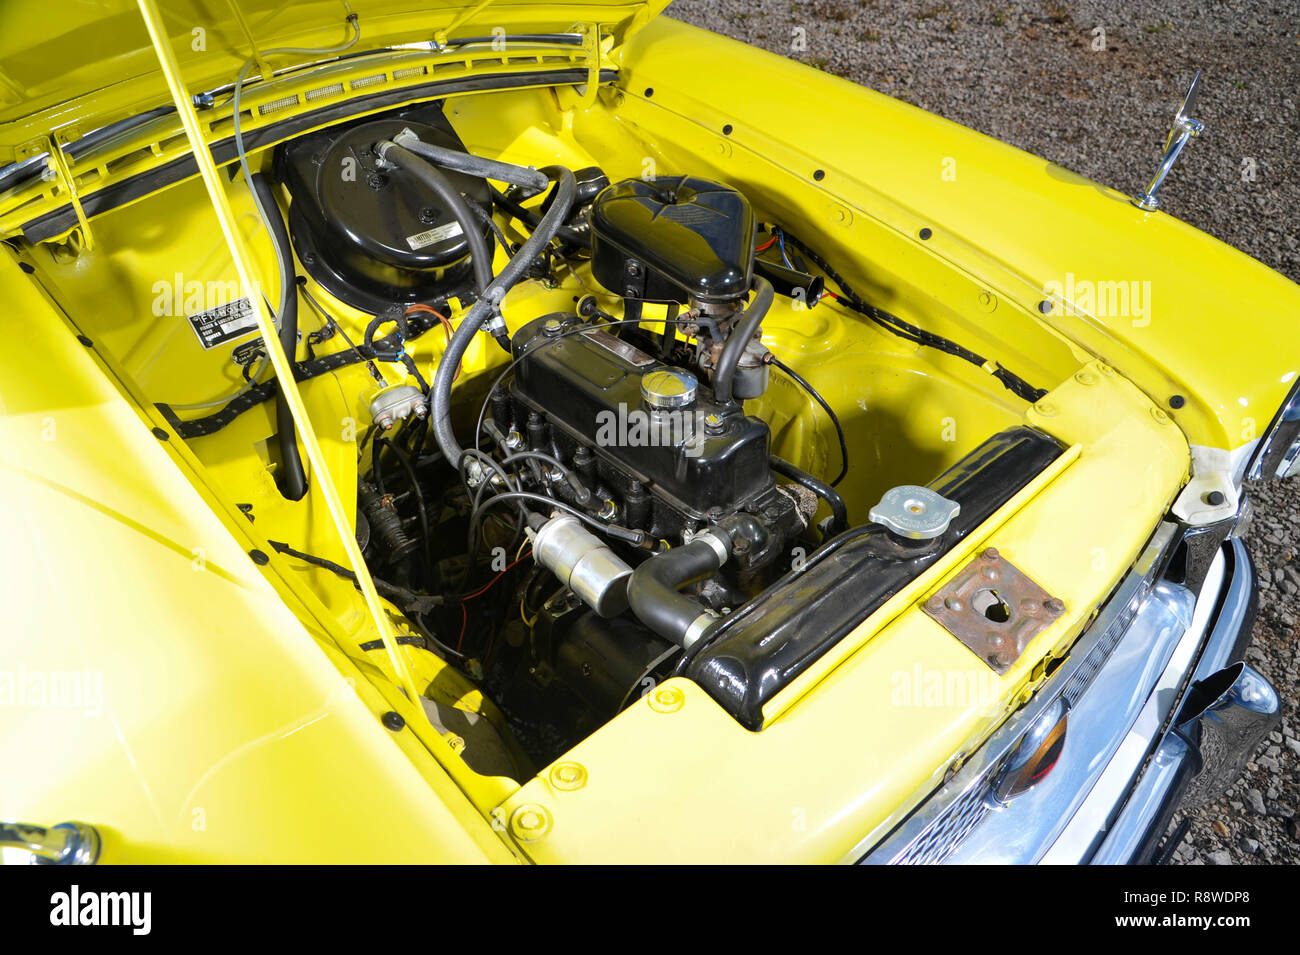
[861,526,1277,865]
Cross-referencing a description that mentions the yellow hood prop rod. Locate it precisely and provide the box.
[136,0,426,716]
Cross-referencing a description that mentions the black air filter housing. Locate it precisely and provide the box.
[589,177,755,304]
[275,104,491,312]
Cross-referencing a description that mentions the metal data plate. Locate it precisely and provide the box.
[921,547,1064,674]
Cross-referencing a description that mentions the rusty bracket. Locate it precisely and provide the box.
[922,546,1064,674]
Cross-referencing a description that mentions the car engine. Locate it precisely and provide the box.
[184,102,1041,763]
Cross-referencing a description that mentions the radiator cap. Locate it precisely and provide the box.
[870,485,961,540]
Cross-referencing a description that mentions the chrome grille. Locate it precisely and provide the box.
[895,785,989,865]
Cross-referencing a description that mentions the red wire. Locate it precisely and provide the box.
[756,235,777,253]
[455,550,534,654]
[405,304,461,381]
[461,552,533,600]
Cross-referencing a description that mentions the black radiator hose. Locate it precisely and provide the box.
[626,531,729,648]
[250,173,307,501]
[713,276,774,405]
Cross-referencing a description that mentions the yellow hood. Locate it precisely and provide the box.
[0,0,668,156]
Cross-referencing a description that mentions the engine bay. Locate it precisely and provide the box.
[16,83,1074,777]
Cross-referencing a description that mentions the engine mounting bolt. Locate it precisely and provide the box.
[649,686,685,713]
[543,318,563,335]
[982,547,1000,560]
[1044,598,1066,614]
[944,596,964,612]
[625,261,642,277]
[549,762,588,791]
[509,805,552,841]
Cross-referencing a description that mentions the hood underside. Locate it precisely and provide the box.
[0,0,667,157]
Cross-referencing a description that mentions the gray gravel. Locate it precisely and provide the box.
[667,0,1300,864]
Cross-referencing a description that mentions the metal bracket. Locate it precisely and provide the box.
[577,22,601,106]
[42,134,94,253]
[922,547,1065,673]
[1171,445,1239,525]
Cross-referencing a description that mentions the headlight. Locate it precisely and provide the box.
[1248,380,1300,481]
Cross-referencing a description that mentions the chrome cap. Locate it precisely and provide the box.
[641,368,697,410]
[870,485,961,540]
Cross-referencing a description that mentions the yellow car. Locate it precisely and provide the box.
[0,1,1293,865]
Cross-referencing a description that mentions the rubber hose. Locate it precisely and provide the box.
[377,142,494,295]
[626,538,725,647]
[391,133,550,193]
[251,174,307,501]
[713,276,774,404]
[424,167,577,467]
[489,184,590,248]
[770,455,848,535]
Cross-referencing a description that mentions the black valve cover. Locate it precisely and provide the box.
[588,176,755,304]
[510,314,774,518]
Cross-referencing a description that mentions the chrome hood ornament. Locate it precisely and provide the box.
[1133,71,1204,211]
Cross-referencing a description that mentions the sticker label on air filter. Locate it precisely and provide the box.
[185,297,259,350]
[405,220,462,250]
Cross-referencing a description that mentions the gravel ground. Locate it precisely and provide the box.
[667,0,1300,864]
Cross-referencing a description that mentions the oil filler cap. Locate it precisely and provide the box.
[641,368,697,410]
[870,485,961,540]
